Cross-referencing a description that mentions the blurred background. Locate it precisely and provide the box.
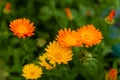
[0,0,120,80]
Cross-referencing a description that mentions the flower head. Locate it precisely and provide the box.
[86,11,91,16]
[39,54,54,70]
[106,68,118,80]
[5,2,11,10]
[45,41,73,65]
[105,10,116,24]
[22,63,43,80]
[77,24,103,47]
[107,10,116,21]
[56,28,82,47]
[3,2,11,13]
[9,18,35,38]
[65,8,74,20]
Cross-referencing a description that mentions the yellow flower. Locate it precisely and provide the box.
[45,41,73,65]
[39,54,54,70]
[56,28,82,47]
[77,24,103,47]
[9,18,35,38]
[22,63,42,80]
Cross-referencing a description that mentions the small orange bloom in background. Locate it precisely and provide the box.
[86,11,91,16]
[77,24,103,47]
[56,28,82,47]
[45,41,73,65]
[3,2,11,13]
[22,63,43,80]
[65,8,74,20]
[5,2,11,10]
[105,10,116,24]
[9,18,35,38]
[107,10,116,21]
[106,68,118,80]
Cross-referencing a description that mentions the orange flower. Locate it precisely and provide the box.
[5,2,11,11]
[105,10,116,24]
[77,24,103,47]
[86,11,91,16]
[3,2,11,13]
[9,18,35,38]
[106,68,118,80]
[56,28,82,47]
[107,10,116,21]
[65,8,74,20]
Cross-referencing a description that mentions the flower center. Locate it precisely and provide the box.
[17,25,28,34]
[82,32,92,42]
[55,53,62,60]
[30,71,35,76]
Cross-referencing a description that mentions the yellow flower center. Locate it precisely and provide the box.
[55,53,62,60]
[81,32,93,42]
[84,33,90,40]
[30,71,35,76]
[17,25,28,34]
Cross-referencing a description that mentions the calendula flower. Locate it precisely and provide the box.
[56,28,82,47]
[22,63,43,80]
[77,24,103,47]
[3,2,11,13]
[106,68,118,80]
[105,10,116,24]
[9,18,35,38]
[86,11,91,16]
[39,54,54,70]
[45,41,73,65]
[65,8,74,20]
